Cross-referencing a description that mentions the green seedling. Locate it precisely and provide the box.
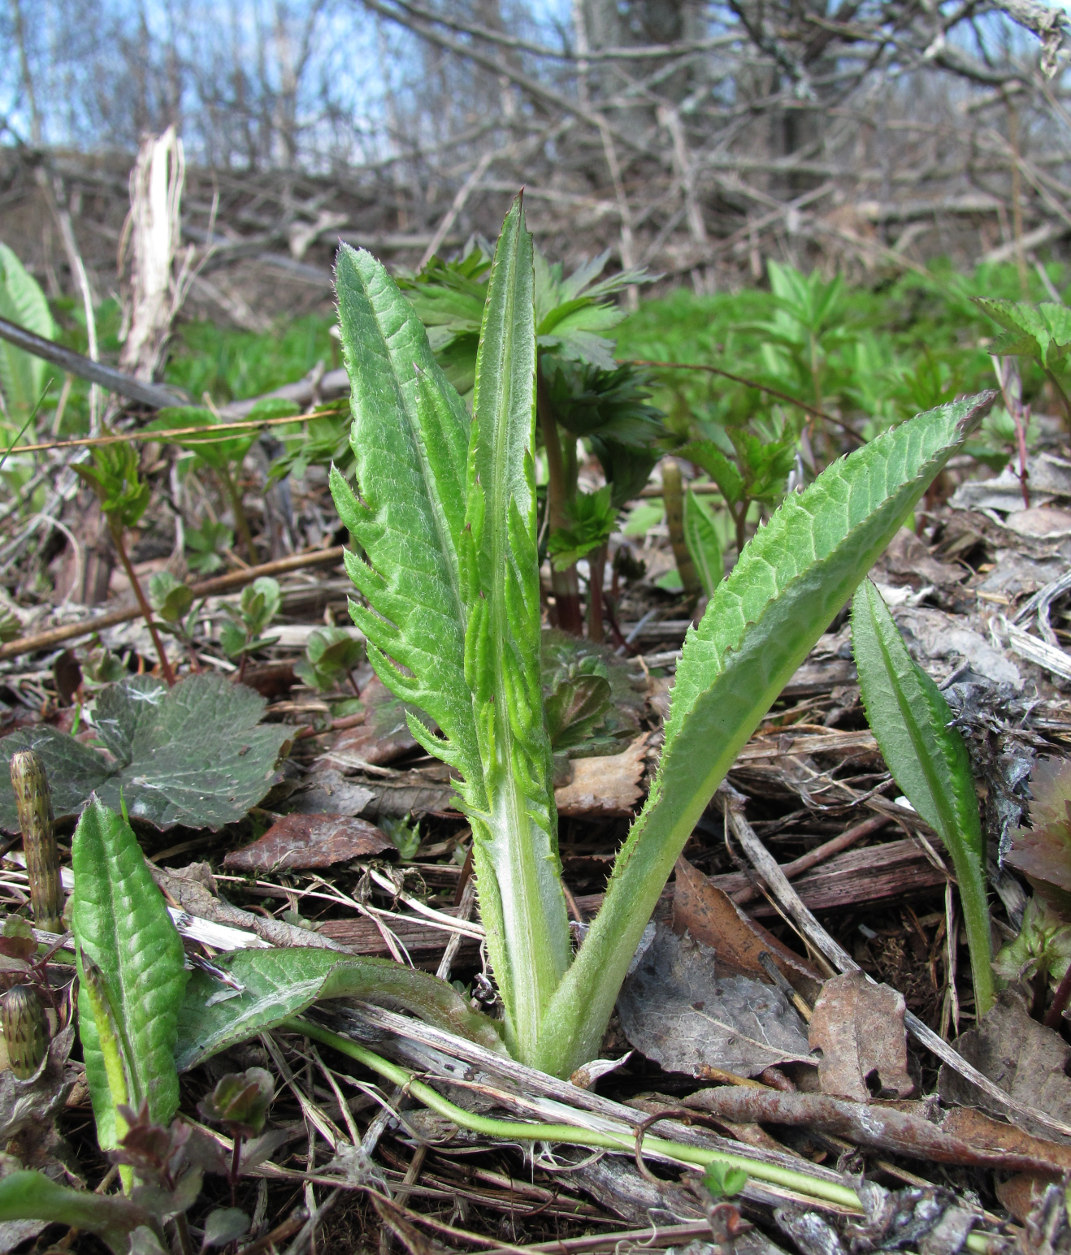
[996,756,1071,1025]
[679,423,799,556]
[380,814,422,861]
[744,261,856,423]
[73,438,175,685]
[703,1161,748,1200]
[294,625,364,695]
[148,397,299,565]
[974,295,1071,431]
[852,578,995,1016]
[219,576,281,677]
[184,519,235,575]
[328,196,994,1076]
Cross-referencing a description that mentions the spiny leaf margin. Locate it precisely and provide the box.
[461,197,571,1058]
[539,392,994,1076]
[329,241,480,787]
[661,393,995,763]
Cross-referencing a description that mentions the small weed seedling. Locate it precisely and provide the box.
[974,295,1071,432]
[73,439,175,686]
[329,197,994,1076]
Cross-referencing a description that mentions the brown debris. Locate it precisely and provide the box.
[223,812,393,871]
[809,971,913,1101]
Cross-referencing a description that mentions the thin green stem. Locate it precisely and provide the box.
[286,1017,862,1212]
[218,465,258,565]
[948,842,996,1018]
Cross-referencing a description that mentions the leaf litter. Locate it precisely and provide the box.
[2,420,1071,1249]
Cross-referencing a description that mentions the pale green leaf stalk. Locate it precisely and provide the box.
[851,577,994,1014]
[331,193,996,1076]
[71,799,189,1163]
[538,392,995,1075]
[0,1170,158,1254]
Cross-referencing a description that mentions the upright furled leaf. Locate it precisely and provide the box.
[71,799,188,1151]
[329,242,480,787]
[463,198,571,1061]
[541,392,995,1076]
[851,577,993,1013]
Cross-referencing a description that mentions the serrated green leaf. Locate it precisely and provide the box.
[463,199,571,1061]
[541,392,995,1074]
[680,439,745,505]
[683,489,723,597]
[72,800,188,1150]
[0,674,290,831]
[851,577,993,1013]
[329,238,478,786]
[0,244,55,417]
[174,947,504,1072]
[974,297,1071,371]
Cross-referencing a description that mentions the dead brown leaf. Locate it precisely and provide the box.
[223,812,393,871]
[331,675,420,766]
[938,986,1071,1143]
[809,971,913,1101]
[616,923,813,1077]
[554,734,649,817]
[671,854,823,1001]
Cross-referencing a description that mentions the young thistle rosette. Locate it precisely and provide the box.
[330,198,570,1064]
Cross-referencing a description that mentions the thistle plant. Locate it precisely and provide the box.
[330,196,993,1076]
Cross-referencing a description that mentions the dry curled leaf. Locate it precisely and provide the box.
[224,812,392,871]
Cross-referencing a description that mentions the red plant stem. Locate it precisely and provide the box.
[1044,961,1071,1030]
[107,517,176,686]
[586,542,607,642]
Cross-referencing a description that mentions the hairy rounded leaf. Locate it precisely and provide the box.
[0,674,290,831]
